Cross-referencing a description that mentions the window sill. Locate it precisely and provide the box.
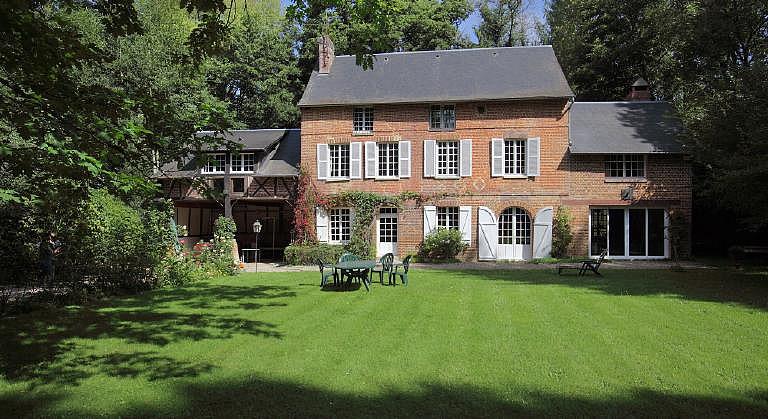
[434,175,461,180]
[374,176,400,181]
[352,131,374,136]
[428,128,456,132]
[231,171,255,174]
[605,177,647,183]
[326,177,350,182]
[499,174,528,179]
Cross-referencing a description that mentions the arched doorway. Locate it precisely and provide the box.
[497,207,532,260]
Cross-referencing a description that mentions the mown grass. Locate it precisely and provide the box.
[1,268,767,417]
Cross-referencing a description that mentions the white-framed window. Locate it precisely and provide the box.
[605,154,645,178]
[503,139,527,176]
[329,208,352,243]
[329,144,350,178]
[353,107,374,134]
[437,207,459,230]
[379,207,398,243]
[231,153,255,173]
[377,142,399,178]
[430,104,455,130]
[590,208,667,258]
[201,153,226,174]
[436,141,459,177]
[498,207,531,245]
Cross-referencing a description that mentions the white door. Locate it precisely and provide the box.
[497,207,532,261]
[377,207,398,257]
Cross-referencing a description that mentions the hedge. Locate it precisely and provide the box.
[284,243,346,265]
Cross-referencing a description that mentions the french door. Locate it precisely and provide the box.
[590,208,668,258]
[377,207,398,257]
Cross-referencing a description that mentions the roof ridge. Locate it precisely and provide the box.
[574,101,669,104]
[334,45,554,58]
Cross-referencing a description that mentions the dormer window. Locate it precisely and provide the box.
[605,154,645,179]
[232,153,255,173]
[353,107,373,134]
[430,104,455,131]
[201,153,226,174]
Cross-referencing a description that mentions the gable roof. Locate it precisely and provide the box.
[569,102,685,154]
[299,46,574,107]
[157,129,300,178]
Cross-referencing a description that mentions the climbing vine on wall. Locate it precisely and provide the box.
[292,169,317,245]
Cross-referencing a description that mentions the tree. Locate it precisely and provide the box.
[474,0,527,47]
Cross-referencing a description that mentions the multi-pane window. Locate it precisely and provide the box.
[379,208,398,243]
[232,178,245,193]
[503,139,527,175]
[605,154,645,178]
[498,208,531,245]
[329,144,350,178]
[353,107,374,133]
[436,141,459,177]
[430,104,455,130]
[202,153,226,173]
[377,142,399,177]
[330,208,352,243]
[231,153,255,172]
[436,207,459,230]
[590,208,666,257]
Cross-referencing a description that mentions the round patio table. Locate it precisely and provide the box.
[334,260,376,292]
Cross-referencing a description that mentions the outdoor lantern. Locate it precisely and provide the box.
[252,220,262,234]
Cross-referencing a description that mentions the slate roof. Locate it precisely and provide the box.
[157,129,300,178]
[299,46,574,106]
[569,102,685,154]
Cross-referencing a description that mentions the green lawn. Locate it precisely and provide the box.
[2,268,768,417]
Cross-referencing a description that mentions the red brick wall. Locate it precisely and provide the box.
[300,100,692,260]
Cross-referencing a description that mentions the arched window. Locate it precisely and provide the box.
[498,207,531,245]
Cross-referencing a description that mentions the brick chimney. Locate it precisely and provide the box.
[626,77,652,101]
[318,35,334,74]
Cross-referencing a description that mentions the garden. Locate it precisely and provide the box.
[1,267,767,417]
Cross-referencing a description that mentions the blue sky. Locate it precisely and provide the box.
[279,0,547,43]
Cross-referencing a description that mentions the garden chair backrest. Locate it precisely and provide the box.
[339,253,358,263]
[380,253,394,270]
[401,255,412,273]
[317,259,329,272]
[593,249,608,269]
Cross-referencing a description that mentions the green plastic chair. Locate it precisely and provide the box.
[338,253,359,263]
[370,253,394,284]
[389,255,412,286]
[317,259,338,287]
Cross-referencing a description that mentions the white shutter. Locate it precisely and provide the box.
[399,141,411,178]
[459,206,472,244]
[316,207,329,243]
[365,141,377,179]
[350,142,362,179]
[477,206,498,260]
[460,139,472,177]
[491,138,504,177]
[423,205,437,238]
[533,207,553,259]
[423,140,436,178]
[317,144,329,180]
[527,137,540,177]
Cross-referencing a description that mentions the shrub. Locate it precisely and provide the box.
[196,216,238,276]
[156,254,202,287]
[552,206,573,258]
[418,228,467,261]
[284,243,346,265]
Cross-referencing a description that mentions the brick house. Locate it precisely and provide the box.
[299,38,690,261]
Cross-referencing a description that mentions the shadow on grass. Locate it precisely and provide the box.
[4,375,767,417]
[0,282,294,388]
[446,268,768,311]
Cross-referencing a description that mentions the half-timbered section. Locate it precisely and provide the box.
[157,129,299,260]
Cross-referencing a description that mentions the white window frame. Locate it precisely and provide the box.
[436,140,460,179]
[377,142,399,179]
[231,153,255,173]
[329,144,350,180]
[329,208,353,244]
[588,207,669,260]
[201,153,226,174]
[353,107,374,134]
[503,139,527,178]
[605,154,647,180]
[436,206,460,230]
[429,104,456,131]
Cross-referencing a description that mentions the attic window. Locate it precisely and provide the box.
[353,107,373,134]
[430,104,455,130]
[201,153,225,174]
[477,105,487,115]
[232,153,255,172]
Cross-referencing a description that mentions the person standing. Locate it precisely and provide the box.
[39,231,62,287]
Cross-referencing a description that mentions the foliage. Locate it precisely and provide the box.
[197,216,238,276]
[475,0,527,47]
[156,254,203,288]
[292,169,318,245]
[551,206,573,258]
[418,228,467,261]
[667,211,689,264]
[284,243,346,265]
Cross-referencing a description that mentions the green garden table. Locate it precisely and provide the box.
[334,260,376,292]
